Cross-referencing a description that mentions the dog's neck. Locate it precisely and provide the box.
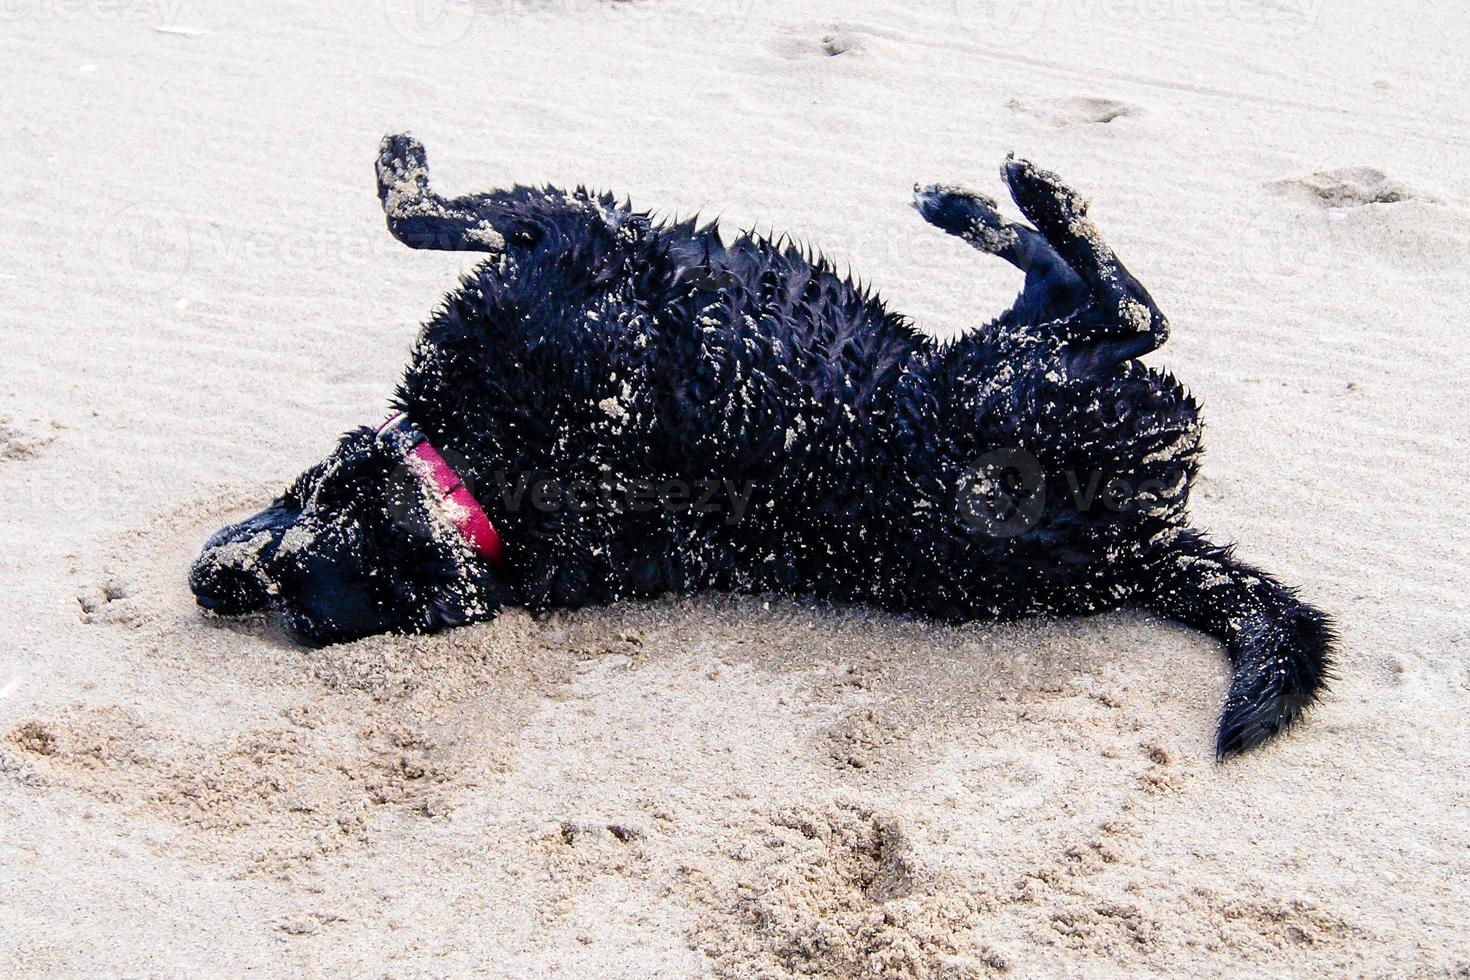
[375,412,505,565]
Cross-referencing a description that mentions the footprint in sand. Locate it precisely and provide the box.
[1007,96,1142,127]
[1266,167,1422,209]
[1238,166,1431,283]
[1246,167,1451,275]
[1237,206,1334,284]
[77,580,139,627]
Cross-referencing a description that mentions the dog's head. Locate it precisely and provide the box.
[190,427,506,645]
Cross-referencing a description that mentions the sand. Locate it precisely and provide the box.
[2,0,1468,975]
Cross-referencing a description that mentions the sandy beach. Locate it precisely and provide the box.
[2,0,1468,974]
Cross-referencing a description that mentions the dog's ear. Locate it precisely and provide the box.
[429,588,472,629]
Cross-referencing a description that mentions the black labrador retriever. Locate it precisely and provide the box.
[192,135,1333,757]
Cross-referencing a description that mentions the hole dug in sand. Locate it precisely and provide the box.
[0,614,569,879]
[771,24,871,59]
[692,801,997,978]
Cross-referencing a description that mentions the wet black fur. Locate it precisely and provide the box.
[191,135,1334,757]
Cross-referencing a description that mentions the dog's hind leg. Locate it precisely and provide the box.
[1000,158,1170,375]
[375,133,514,253]
[1138,529,1335,758]
[913,183,1088,324]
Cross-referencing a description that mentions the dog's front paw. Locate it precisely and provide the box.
[377,133,433,217]
[913,183,1018,254]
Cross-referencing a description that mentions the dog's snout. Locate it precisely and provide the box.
[191,536,274,614]
[191,510,292,616]
[192,560,270,615]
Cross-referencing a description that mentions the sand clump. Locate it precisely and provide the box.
[0,415,60,462]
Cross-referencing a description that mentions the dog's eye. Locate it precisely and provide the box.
[284,460,333,508]
[308,456,372,513]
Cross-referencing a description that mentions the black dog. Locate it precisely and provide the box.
[192,135,1333,757]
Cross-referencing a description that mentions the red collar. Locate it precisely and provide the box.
[377,413,505,566]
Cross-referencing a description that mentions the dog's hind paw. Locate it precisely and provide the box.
[913,183,1019,255]
[1001,157,1092,244]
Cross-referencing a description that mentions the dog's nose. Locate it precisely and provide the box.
[191,523,279,616]
[191,549,272,615]
[191,502,298,616]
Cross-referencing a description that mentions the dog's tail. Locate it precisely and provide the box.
[1137,529,1334,758]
